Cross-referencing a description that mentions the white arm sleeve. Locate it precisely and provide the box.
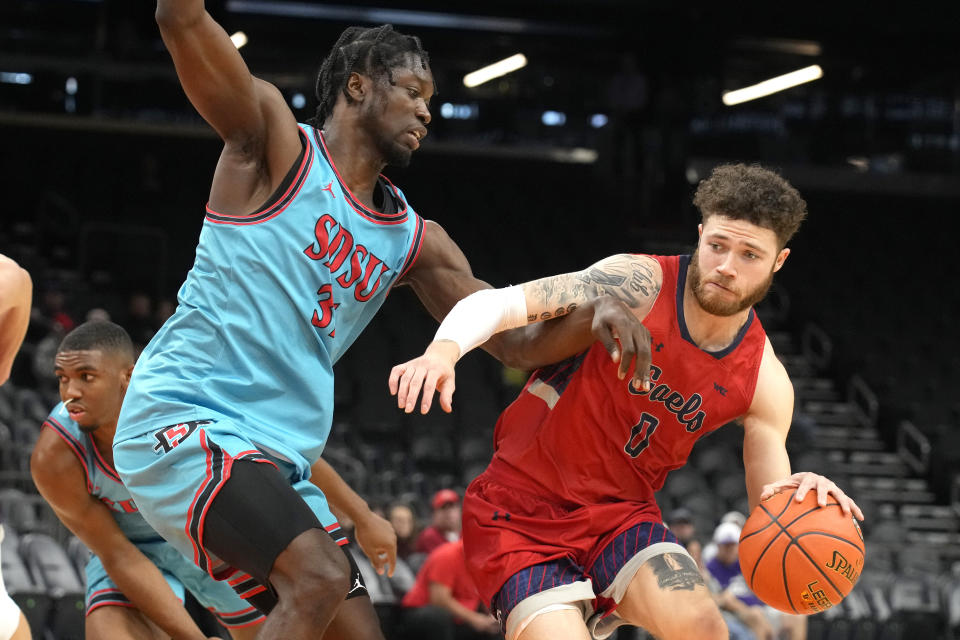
[433,286,528,359]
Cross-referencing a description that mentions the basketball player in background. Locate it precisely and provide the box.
[391,164,864,640]
[32,321,264,639]
[33,321,399,639]
[0,254,33,640]
[113,3,648,638]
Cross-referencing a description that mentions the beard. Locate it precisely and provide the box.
[377,135,412,168]
[360,90,414,169]
[688,248,774,316]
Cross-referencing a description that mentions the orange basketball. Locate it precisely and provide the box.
[738,488,865,615]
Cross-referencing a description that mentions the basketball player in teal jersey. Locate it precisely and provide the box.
[37,321,399,639]
[32,322,262,639]
[113,3,649,639]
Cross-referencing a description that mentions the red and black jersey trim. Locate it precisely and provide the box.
[89,435,123,484]
[395,214,425,284]
[187,430,228,575]
[313,128,410,225]
[212,605,265,629]
[43,418,93,493]
[186,434,277,577]
[325,522,349,547]
[86,588,134,615]
[226,570,268,600]
[205,127,314,226]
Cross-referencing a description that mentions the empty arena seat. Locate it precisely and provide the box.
[661,468,708,501]
[404,552,427,576]
[19,532,85,637]
[945,578,960,637]
[0,489,40,533]
[65,536,90,584]
[386,557,417,599]
[1,526,51,636]
[458,437,493,466]
[410,434,456,473]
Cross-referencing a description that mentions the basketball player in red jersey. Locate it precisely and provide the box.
[390,163,864,640]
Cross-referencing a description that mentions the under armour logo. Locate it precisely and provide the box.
[713,383,727,396]
[321,181,336,198]
[492,511,511,522]
[655,343,664,352]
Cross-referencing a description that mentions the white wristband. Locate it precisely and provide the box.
[434,286,528,358]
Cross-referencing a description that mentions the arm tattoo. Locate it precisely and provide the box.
[647,553,705,591]
[526,255,661,321]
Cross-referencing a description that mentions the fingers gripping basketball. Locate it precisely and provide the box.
[738,489,865,615]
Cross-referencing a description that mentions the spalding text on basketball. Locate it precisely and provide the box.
[825,550,861,584]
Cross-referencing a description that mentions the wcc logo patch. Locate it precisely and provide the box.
[152,420,212,454]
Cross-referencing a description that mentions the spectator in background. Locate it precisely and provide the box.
[416,489,462,555]
[400,540,499,640]
[0,254,32,386]
[35,289,75,335]
[702,510,747,565]
[705,522,807,640]
[666,507,702,567]
[389,502,421,561]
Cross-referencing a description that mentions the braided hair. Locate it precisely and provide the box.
[308,24,431,127]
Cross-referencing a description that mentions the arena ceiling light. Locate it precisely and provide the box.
[463,54,527,88]
[229,31,248,49]
[722,65,823,106]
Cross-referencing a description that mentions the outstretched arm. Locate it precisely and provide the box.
[402,223,658,370]
[309,457,396,577]
[0,256,31,385]
[30,428,209,640]
[743,339,863,519]
[155,0,300,212]
[395,234,662,412]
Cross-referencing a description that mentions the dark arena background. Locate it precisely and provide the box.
[1,2,959,639]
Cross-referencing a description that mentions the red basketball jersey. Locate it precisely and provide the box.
[486,254,767,509]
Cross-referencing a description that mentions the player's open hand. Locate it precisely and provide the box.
[389,340,460,414]
[760,472,865,521]
[354,510,397,577]
[590,295,652,391]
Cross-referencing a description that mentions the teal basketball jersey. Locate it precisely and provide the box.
[117,125,424,467]
[43,403,160,542]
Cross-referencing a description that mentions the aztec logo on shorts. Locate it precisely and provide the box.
[152,419,213,455]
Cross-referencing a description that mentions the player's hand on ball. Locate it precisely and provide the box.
[760,472,864,521]
[354,510,397,577]
[389,340,459,414]
[589,295,652,391]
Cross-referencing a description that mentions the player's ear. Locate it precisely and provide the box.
[346,72,367,103]
[697,223,703,238]
[773,248,790,272]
